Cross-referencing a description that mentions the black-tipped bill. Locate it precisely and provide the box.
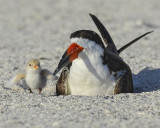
[53,51,70,76]
[53,43,84,76]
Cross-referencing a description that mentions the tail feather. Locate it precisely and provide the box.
[118,31,153,54]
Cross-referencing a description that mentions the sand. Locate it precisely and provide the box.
[0,0,160,128]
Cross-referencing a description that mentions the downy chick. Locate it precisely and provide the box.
[7,59,53,93]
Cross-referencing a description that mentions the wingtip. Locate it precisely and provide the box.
[149,30,154,33]
[145,31,154,35]
[117,30,154,54]
[143,30,154,36]
[89,13,94,18]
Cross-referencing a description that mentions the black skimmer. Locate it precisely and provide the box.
[53,14,153,96]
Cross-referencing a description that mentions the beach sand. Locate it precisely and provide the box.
[0,0,160,127]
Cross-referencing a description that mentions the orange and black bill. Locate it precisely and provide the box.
[53,43,84,75]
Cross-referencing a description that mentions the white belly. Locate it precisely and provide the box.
[68,58,116,96]
[25,73,45,89]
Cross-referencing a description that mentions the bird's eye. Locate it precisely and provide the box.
[29,64,32,66]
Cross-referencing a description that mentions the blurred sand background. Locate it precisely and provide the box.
[0,0,160,128]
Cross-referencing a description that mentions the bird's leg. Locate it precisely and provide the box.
[39,88,42,94]
[29,89,33,93]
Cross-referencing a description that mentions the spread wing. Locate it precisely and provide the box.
[89,13,153,55]
[89,13,118,54]
[6,73,26,87]
[117,31,153,54]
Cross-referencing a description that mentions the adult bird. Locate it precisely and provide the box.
[53,14,153,96]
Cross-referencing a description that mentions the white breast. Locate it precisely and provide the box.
[25,72,45,89]
[67,38,116,96]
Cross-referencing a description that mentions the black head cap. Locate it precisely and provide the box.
[70,30,105,49]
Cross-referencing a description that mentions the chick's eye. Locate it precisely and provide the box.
[29,64,32,66]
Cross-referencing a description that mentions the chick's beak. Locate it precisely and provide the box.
[53,43,84,75]
[34,65,39,70]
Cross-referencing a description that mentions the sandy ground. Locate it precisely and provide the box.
[0,0,160,128]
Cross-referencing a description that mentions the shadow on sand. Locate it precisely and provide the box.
[133,67,160,93]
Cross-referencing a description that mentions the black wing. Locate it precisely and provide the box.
[103,51,133,94]
[118,31,153,54]
[89,13,118,54]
